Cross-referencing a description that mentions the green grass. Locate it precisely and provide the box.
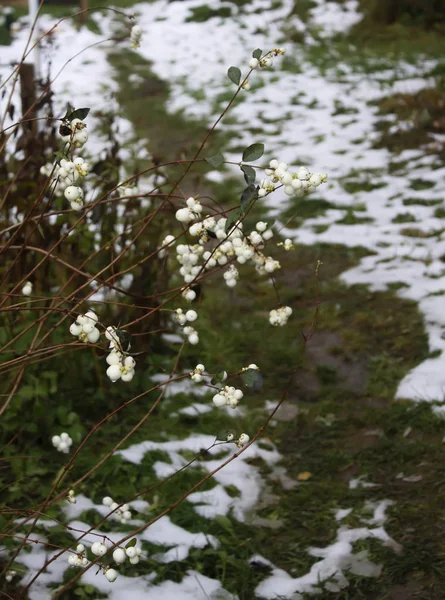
[401,227,444,238]
[280,197,335,228]
[336,211,374,225]
[410,178,436,191]
[185,5,232,22]
[392,212,417,223]
[403,197,443,207]
[281,0,445,81]
[107,48,231,192]
[289,0,317,23]
[341,178,387,195]
[370,87,445,157]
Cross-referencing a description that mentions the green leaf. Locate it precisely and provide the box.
[240,164,256,185]
[67,411,79,425]
[42,371,58,394]
[205,152,225,168]
[68,107,90,122]
[84,585,95,594]
[54,151,69,162]
[216,429,231,442]
[224,209,243,233]
[242,143,264,162]
[214,514,233,533]
[125,538,137,548]
[252,48,262,59]
[37,223,46,240]
[227,66,241,86]
[61,104,74,121]
[115,329,131,352]
[211,370,227,385]
[240,368,263,392]
[240,184,258,211]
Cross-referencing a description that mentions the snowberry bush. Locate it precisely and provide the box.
[0,9,327,597]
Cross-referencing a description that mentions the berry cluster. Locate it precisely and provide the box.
[52,432,73,454]
[69,313,138,383]
[64,185,84,211]
[67,538,143,583]
[173,215,280,291]
[226,432,250,447]
[173,308,199,344]
[259,160,327,198]
[248,48,285,71]
[174,308,198,326]
[258,159,328,198]
[106,353,136,383]
[240,363,259,372]
[21,280,33,296]
[222,264,239,288]
[91,541,107,557]
[236,433,250,447]
[269,306,293,327]
[105,326,136,383]
[130,24,142,49]
[103,496,132,524]
[57,158,90,211]
[112,544,142,566]
[183,325,199,345]
[176,242,205,284]
[190,363,205,383]
[212,386,244,409]
[70,310,100,344]
[61,118,88,148]
[182,287,197,302]
[241,48,285,90]
[158,234,176,259]
[277,238,295,251]
[68,544,89,568]
[175,197,203,223]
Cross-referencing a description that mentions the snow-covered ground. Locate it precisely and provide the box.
[1,0,443,597]
[254,499,401,598]
[16,400,400,600]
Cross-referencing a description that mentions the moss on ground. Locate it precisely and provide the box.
[371,89,445,157]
